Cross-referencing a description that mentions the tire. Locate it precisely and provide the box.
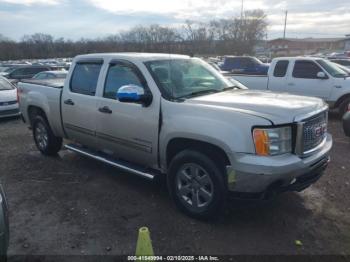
[32,115,62,156]
[339,98,350,118]
[167,150,227,220]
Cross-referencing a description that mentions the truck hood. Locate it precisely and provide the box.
[0,89,17,102]
[186,90,326,124]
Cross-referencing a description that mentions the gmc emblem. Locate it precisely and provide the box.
[314,124,327,138]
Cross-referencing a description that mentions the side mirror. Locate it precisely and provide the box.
[117,84,152,107]
[317,72,328,79]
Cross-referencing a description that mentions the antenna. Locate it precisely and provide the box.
[283,10,288,39]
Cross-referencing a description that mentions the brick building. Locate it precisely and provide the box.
[267,36,350,57]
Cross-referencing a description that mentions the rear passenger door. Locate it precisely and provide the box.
[268,60,290,92]
[61,60,103,148]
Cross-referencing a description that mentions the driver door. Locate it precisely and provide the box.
[286,60,333,99]
[95,60,159,167]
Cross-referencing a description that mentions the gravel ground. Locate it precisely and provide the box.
[0,115,349,257]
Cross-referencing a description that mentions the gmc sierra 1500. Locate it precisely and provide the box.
[18,53,332,219]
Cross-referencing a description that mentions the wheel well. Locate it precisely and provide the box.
[27,106,47,127]
[335,94,350,109]
[166,138,231,170]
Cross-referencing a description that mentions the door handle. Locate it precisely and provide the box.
[288,83,295,86]
[98,106,112,114]
[64,99,75,105]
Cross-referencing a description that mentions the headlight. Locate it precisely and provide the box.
[253,126,292,156]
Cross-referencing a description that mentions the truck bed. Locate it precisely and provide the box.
[231,74,269,90]
[18,79,65,138]
[19,79,65,89]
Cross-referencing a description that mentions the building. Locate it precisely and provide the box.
[267,36,350,57]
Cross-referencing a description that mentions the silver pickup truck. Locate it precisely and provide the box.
[18,53,333,219]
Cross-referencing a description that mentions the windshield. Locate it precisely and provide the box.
[145,58,237,99]
[0,77,14,90]
[317,59,348,78]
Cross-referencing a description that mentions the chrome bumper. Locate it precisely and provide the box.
[227,134,332,194]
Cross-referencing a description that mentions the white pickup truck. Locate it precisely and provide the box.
[233,57,350,116]
[18,53,332,219]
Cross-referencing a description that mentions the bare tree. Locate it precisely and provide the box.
[0,9,267,60]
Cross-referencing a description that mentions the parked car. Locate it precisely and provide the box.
[0,76,20,118]
[219,56,269,75]
[33,70,68,80]
[1,66,52,81]
[233,57,350,116]
[18,53,332,219]
[0,184,9,259]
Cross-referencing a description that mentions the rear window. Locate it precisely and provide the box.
[273,60,289,77]
[70,63,102,96]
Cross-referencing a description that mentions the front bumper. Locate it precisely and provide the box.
[0,104,20,119]
[226,134,332,196]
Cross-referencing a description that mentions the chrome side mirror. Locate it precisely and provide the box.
[317,72,328,79]
[117,84,152,106]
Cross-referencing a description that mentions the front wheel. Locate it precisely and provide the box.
[340,98,350,117]
[32,115,62,156]
[167,150,227,220]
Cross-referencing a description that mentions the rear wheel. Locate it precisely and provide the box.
[168,150,227,220]
[32,115,62,156]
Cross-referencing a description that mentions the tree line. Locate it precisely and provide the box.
[0,10,267,61]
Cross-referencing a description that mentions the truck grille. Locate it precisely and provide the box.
[302,111,328,154]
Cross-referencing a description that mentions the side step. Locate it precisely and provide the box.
[64,144,156,180]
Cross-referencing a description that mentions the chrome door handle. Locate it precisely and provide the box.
[64,99,75,105]
[98,106,112,114]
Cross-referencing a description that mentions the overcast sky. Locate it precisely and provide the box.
[0,0,349,41]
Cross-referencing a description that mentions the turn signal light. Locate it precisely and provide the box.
[253,129,269,156]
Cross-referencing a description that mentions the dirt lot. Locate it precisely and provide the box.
[0,115,349,257]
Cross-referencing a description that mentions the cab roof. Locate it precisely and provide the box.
[74,53,190,63]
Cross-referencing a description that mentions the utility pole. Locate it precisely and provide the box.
[283,10,288,39]
[241,0,244,19]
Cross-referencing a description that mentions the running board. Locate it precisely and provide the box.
[64,144,156,180]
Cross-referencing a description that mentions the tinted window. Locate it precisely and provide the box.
[240,58,255,68]
[104,63,144,100]
[34,73,46,79]
[274,60,289,77]
[29,67,47,74]
[225,58,238,65]
[11,68,26,76]
[292,61,323,79]
[70,63,102,96]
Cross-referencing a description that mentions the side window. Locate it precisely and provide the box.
[103,63,144,100]
[35,73,46,79]
[292,61,323,79]
[70,63,102,96]
[11,68,25,76]
[240,58,254,68]
[273,60,289,77]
